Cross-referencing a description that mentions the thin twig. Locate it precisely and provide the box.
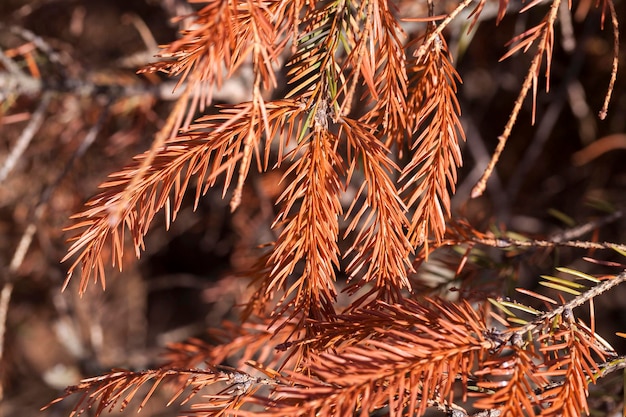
[549,208,623,242]
[5,24,66,68]
[414,0,475,61]
[472,0,561,198]
[0,283,13,402]
[598,0,619,120]
[470,208,624,250]
[0,26,63,101]
[513,269,626,337]
[0,44,26,75]
[595,355,626,378]
[450,409,501,417]
[43,98,112,200]
[0,91,52,183]
[506,15,591,203]
[474,236,626,253]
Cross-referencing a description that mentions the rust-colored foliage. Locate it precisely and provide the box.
[47,0,625,416]
[401,32,464,248]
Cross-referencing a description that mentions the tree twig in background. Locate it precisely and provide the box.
[0,91,52,182]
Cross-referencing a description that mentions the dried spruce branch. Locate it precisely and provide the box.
[45,0,625,416]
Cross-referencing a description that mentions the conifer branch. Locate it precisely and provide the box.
[361,1,409,150]
[474,235,626,253]
[474,346,548,416]
[227,299,496,417]
[63,100,303,294]
[512,270,626,340]
[42,1,625,416]
[410,0,475,61]
[143,0,290,133]
[401,33,464,248]
[43,367,279,416]
[341,118,413,302]
[537,327,600,417]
